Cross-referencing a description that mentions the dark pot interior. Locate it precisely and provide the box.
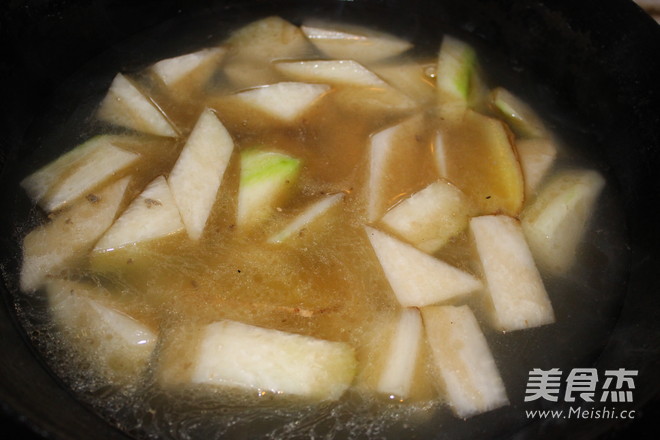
[1,0,659,438]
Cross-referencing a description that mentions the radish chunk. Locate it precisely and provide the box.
[376,308,423,399]
[237,149,301,228]
[21,136,138,212]
[365,227,482,307]
[152,47,225,88]
[380,180,471,253]
[47,279,157,383]
[268,193,344,244]
[436,36,476,119]
[470,215,554,331]
[490,87,546,138]
[226,16,312,61]
[97,73,177,137]
[94,176,184,252]
[372,62,436,105]
[168,109,234,240]
[301,24,412,64]
[521,170,605,275]
[366,115,430,222]
[434,110,525,217]
[234,82,330,122]
[516,138,557,198]
[422,305,509,418]
[190,320,357,400]
[275,60,387,87]
[20,177,130,292]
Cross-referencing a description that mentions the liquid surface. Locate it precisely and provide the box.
[12,15,629,440]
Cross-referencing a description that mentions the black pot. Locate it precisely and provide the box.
[1,0,659,439]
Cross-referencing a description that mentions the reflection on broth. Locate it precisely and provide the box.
[14,15,627,439]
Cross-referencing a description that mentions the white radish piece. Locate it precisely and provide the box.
[422,304,509,418]
[94,176,184,252]
[490,87,546,138]
[97,73,178,137]
[376,308,423,399]
[470,215,555,331]
[20,177,130,292]
[380,180,471,253]
[168,109,234,240]
[268,193,344,244]
[275,60,387,87]
[521,169,605,275]
[152,47,225,88]
[190,320,356,400]
[236,149,301,228]
[301,24,412,64]
[516,137,557,198]
[365,226,482,307]
[234,82,330,122]
[21,135,138,212]
[47,279,157,382]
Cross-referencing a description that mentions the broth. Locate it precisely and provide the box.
[12,15,629,440]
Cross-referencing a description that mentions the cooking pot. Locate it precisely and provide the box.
[1,0,659,438]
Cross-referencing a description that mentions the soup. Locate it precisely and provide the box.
[14,15,627,439]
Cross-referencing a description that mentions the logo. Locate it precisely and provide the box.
[523,368,638,420]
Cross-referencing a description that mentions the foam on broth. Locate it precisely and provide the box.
[12,14,629,440]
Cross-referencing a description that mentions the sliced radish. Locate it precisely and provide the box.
[168,109,234,240]
[94,176,184,252]
[190,320,356,400]
[152,47,225,88]
[470,215,554,331]
[20,177,130,292]
[268,193,344,244]
[237,149,301,228]
[380,180,471,253]
[234,82,330,122]
[422,304,509,418]
[376,308,423,399]
[97,73,177,137]
[521,169,605,275]
[365,226,482,307]
[21,135,138,212]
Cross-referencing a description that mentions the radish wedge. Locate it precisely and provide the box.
[20,177,130,292]
[21,135,138,212]
[366,114,430,222]
[422,305,508,418]
[380,180,471,253]
[94,176,184,252]
[275,60,387,87]
[190,320,356,400]
[517,138,557,198]
[470,215,554,331]
[234,82,330,122]
[168,109,234,240]
[365,226,482,307]
[372,62,435,104]
[226,16,312,61]
[376,308,423,399]
[268,193,344,244]
[521,169,605,275]
[490,87,546,138]
[301,24,412,64]
[152,47,225,88]
[47,279,157,382]
[434,110,525,217]
[436,36,476,119]
[237,149,301,228]
[97,73,177,137]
